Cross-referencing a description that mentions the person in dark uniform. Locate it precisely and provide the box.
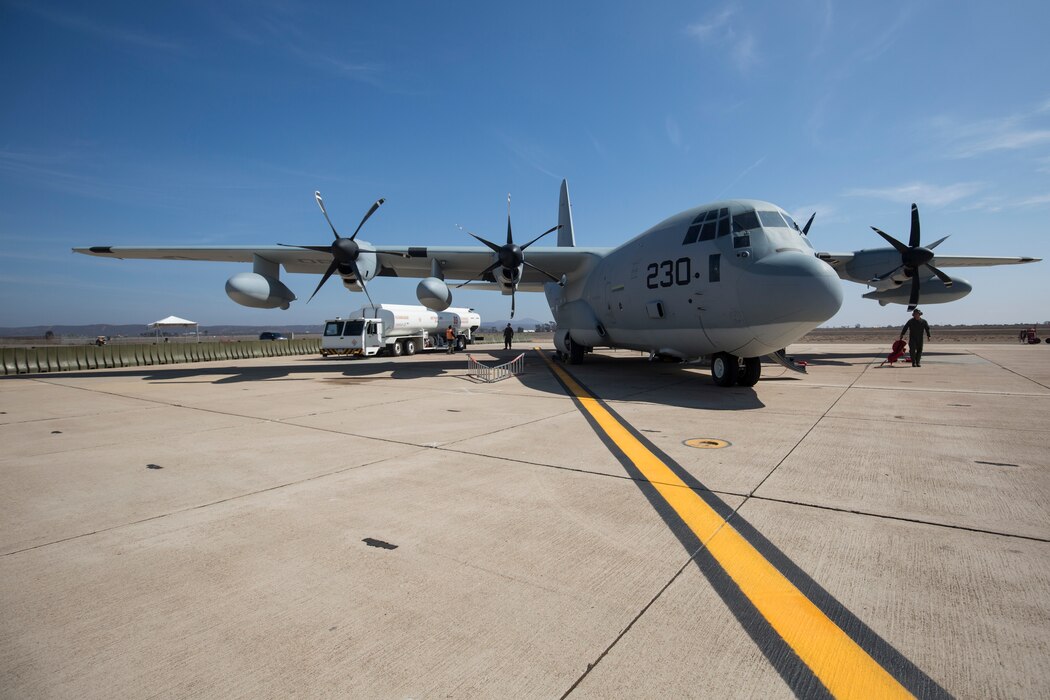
[900,309,931,367]
[503,323,514,350]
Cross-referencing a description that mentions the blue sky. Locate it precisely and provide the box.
[2,0,1048,328]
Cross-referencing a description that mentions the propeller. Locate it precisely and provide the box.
[801,212,816,235]
[870,203,951,311]
[280,191,385,307]
[456,194,561,318]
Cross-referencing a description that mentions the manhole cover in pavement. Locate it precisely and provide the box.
[683,438,731,449]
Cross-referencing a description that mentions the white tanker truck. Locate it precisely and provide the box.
[321,304,482,357]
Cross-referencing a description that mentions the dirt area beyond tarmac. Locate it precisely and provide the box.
[802,325,1044,344]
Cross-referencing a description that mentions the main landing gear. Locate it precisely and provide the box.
[710,352,761,387]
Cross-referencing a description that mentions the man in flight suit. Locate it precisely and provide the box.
[900,309,931,367]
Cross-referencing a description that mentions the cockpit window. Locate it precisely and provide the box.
[732,210,760,232]
[682,208,730,244]
[782,213,801,232]
[757,210,789,228]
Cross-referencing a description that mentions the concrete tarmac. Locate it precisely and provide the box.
[1,343,1047,698]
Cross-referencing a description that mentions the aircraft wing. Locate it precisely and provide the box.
[815,251,1041,276]
[921,254,1041,268]
[73,244,611,282]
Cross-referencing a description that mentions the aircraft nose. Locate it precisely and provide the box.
[736,252,843,331]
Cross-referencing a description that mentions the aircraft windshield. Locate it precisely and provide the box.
[757,211,789,228]
[732,211,760,232]
[324,321,343,336]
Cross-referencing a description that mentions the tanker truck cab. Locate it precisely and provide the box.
[321,304,481,358]
[322,316,401,357]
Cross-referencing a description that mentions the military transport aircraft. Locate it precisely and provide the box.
[74,181,1039,387]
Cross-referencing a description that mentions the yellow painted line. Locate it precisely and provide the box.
[540,353,913,700]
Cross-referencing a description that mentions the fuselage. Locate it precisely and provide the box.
[549,200,843,359]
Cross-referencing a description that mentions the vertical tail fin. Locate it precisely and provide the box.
[558,179,575,247]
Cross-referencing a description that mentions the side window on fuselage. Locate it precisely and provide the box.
[709,254,721,282]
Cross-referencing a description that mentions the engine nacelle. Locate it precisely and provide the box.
[225,272,296,310]
[862,276,972,306]
[416,276,452,311]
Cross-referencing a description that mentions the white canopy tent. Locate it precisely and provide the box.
[148,315,199,341]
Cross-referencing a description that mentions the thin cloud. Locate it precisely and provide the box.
[494,131,561,181]
[933,101,1050,159]
[665,116,683,149]
[854,8,911,63]
[13,2,188,54]
[716,156,766,198]
[685,6,759,73]
[685,8,735,40]
[845,182,983,207]
[211,5,390,89]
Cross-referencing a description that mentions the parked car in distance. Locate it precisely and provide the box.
[259,331,288,341]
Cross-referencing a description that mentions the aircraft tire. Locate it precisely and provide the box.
[711,352,738,387]
[568,337,585,365]
[391,340,404,357]
[403,338,417,356]
[737,357,761,387]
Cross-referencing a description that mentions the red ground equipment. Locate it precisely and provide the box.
[879,338,910,367]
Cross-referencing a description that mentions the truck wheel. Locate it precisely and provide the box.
[391,340,403,357]
[711,352,738,387]
[403,338,417,356]
[455,336,466,351]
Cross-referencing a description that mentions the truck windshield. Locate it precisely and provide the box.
[324,321,343,336]
[344,320,365,336]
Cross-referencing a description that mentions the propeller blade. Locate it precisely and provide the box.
[869,265,903,284]
[455,260,503,288]
[510,289,516,318]
[523,260,560,283]
[927,235,950,250]
[351,260,376,308]
[908,274,921,310]
[308,260,339,303]
[802,212,816,235]
[315,192,340,240]
[349,198,385,241]
[506,193,512,245]
[925,263,953,287]
[909,204,921,249]
[462,230,503,254]
[520,225,561,251]
[871,227,909,255]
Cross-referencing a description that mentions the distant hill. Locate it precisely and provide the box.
[0,324,322,338]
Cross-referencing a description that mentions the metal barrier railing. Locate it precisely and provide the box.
[0,339,323,376]
[466,353,525,382]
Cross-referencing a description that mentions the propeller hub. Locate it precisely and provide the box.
[499,244,523,270]
[903,247,934,269]
[333,237,360,263]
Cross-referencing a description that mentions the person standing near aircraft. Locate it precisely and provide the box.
[900,309,931,367]
[445,325,456,354]
[503,323,514,350]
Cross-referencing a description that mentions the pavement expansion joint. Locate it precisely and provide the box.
[749,494,1050,544]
